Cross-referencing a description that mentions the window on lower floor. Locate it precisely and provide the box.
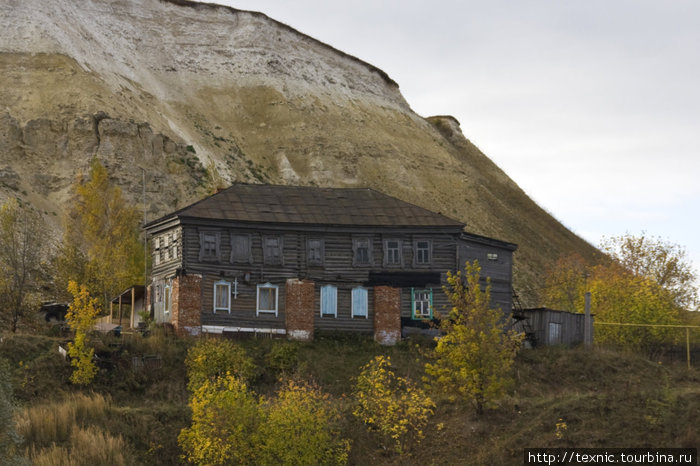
[411,288,433,319]
[214,280,231,313]
[320,285,338,317]
[257,283,279,316]
[164,284,172,315]
[351,287,368,318]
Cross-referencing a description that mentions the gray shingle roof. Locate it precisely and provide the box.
[152,184,464,228]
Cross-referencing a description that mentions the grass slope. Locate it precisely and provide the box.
[2,332,697,465]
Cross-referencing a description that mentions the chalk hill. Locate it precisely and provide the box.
[0,0,598,302]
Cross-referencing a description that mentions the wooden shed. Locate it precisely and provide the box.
[517,307,593,346]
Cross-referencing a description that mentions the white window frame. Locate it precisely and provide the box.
[414,239,432,266]
[213,280,231,313]
[320,285,338,317]
[351,286,368,319]
[411,288,433,319]
[164,283,172,315]
[256,283,279,316]
[383,239,403,267]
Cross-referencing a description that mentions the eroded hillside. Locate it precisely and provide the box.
[0,0,598,303]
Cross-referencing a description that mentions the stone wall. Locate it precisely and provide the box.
[373,285,401,345]
[285,279,315,341]
[172,273,202,336]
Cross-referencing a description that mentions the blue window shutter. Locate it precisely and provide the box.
[321,285,337,317]
[352,287,368,318]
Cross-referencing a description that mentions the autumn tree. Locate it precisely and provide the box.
[543,234,697,350]
[353,355,434,454]
[65,281,100,385]
[56,159,145,308]
[425,261,523,415]
[600,233,698,312]
[0,198,48,332]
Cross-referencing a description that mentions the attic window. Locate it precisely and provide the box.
[487,253,499,261]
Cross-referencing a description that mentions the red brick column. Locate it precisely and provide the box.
[374,286,401,345]
[285,279,315,341]
[172,274,202,336]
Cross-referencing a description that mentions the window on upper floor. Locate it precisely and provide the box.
[257,283,279,316]
[414,239,432,266]
[352,237,372,266]
[307,238,324,266]
[320,285,338,317]
[230,233,252,263]
[214,280,231,313]
[199,231,220,262]
[383,239,402,267]
[263,236,283,265]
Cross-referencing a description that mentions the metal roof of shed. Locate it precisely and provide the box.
[147,184,465,229]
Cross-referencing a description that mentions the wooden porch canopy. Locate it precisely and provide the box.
[110,285,146,328]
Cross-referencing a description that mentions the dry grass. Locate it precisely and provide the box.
[17,392,110,447]
[28,425,133,466]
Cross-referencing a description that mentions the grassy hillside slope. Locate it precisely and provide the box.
[2,332,697,465]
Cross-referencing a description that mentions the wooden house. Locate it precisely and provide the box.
[143,184,516,344]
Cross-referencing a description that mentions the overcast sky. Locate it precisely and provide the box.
[209,0,700,274]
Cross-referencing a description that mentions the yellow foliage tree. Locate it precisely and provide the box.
[57,160,144,308]
[425,261,523,415]
[543,237,689,351]
[184,338,256,392]
[65,281,100,385]
[353,355,435,454]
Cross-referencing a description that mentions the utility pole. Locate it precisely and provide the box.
[584,292,592,348]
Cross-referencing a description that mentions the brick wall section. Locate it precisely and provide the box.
[285,279,315,341]
[172,274,202,336]
[373,285,401,345]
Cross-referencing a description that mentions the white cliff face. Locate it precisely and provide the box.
[0,0,600,303]
[1,0,407,108]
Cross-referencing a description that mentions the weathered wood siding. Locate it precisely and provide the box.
[457,237,514,314]
[313,284,374,333]
[522,308,592,346]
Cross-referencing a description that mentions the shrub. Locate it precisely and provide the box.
[184,338,256,392]
[353,355,434,454]
[259,379,350,465]
[264,341,299,373]
[178,373,261,465]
